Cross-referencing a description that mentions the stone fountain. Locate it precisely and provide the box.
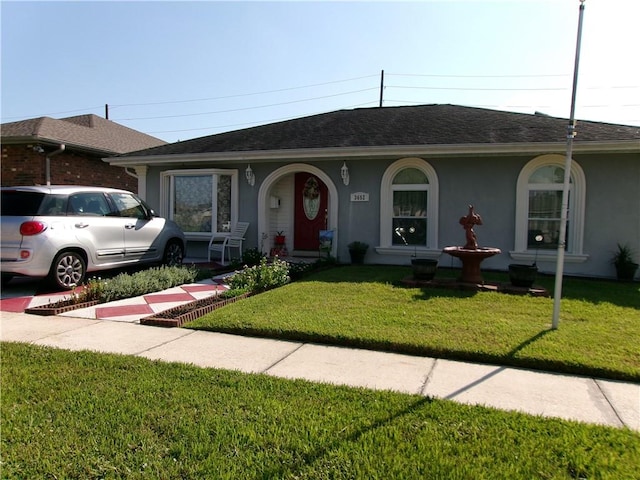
[443,205,501,284]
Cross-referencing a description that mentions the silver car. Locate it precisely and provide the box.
[1,186,186,289]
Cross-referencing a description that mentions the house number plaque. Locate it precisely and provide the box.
[350,192,369,202]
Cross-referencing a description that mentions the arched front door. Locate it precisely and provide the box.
[294,172,328,251]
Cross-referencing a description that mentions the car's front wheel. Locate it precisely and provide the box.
[163,240,184,266]
[49,251,86,290]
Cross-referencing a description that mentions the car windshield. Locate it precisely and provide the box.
[1,191,45,216]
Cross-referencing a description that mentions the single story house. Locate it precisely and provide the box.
[1,114,166,191]
[108,104,640,279]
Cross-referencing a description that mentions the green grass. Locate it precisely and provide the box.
[2,343,639,479]
[188,265,640,381]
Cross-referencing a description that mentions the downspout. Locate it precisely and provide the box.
[45,144,65,186]
[124,167,138,179]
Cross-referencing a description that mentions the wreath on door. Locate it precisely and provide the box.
[303,176,320,220]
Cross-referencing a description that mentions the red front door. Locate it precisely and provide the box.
[294,173,328,251]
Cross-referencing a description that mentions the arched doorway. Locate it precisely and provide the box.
[258,164,339,258]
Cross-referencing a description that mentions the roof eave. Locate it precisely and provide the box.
[105,140,640,167]
[2,135,120,157]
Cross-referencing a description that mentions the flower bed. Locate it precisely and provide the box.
[25,300,100,316]
[140,293,250,328]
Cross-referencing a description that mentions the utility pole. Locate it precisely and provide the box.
[105,104,109,119]
[379,70,384,107]
[552,0,586,329]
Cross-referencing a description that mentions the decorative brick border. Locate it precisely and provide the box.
[25,300,100,316]
[140,293,250,328]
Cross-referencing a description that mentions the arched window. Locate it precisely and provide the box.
[379,158,439,253]
[513,154,586,262]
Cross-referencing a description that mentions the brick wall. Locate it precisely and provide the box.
[1,144,137,192]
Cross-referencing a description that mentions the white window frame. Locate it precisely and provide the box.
[511,154,587,263]
[160,169,239,241]
[378,157,439,257]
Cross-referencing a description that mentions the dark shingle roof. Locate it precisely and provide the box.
[119,104,640,158]
[1,114,166,154]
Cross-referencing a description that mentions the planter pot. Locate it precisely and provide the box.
[25,300,100,316]
[411,259,438,281]
[615,262,638,281]
[274,235,286,246]
[509,264,538,288]
[349,249,367,264]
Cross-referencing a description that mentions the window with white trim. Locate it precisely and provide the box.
[161,169,238,236]
[380,158,439,249]
[392,168,428,246]
[514,155,585,255]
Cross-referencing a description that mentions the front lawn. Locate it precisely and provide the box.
[2,343,638,479]
[188,266,640,381]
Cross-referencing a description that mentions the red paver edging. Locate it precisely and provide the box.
[25,300,100,316]
[141,293,249,328]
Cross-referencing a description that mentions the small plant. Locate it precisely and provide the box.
[347,241,369,264]
[611,243,638,281]
[218,287,250,299]
[274,231,286,246]
[347,241,369,252]
[611,243,636,267]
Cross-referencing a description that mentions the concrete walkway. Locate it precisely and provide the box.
[1,311,638,431]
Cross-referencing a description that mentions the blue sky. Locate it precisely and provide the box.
[2,0,638,143]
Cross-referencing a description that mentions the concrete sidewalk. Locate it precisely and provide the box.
[2,312,638,431]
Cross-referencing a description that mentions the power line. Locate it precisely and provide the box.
[3,71,637,126]
[113,88,379,121]
[1,74,379,121]
[387,85,567,92]
[146,101,379,135]
[388,72,570,78]
[110,74,379,108]
[1,106,104,121]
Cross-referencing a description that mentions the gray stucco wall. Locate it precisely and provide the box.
[578,153,640,278]
[144,151,639,279]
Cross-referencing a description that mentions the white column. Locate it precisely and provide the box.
[134,166,148,200]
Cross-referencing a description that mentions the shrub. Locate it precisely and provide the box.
[347,241,369,252]
[227,257,290,293]
[242,247,266,267]
[74,265,199,304]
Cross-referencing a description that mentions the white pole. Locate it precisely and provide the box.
[552,0,586,329]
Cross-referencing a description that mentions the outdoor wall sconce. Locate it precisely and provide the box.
[245,164,255,186]
[340,162,350,186]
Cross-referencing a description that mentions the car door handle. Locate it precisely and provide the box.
[75,223,90,229]
[124,224,136,229]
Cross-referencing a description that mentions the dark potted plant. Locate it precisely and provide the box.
[611,243,638,281]
[347,241,368,264]
[411,257,438,281]
[508,263,538,288]
[509,234,542,288]
[410,246,438,281]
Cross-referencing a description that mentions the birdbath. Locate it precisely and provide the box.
[443,205,501,284]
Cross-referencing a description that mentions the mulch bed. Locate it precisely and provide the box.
[140,293,250,328]
[25,300,100,316]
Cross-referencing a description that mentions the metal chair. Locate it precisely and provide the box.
[207,221,249,264]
